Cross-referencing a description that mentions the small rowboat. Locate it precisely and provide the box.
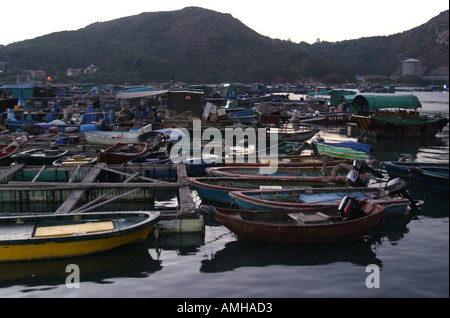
[0,142,20,166]
[205,164,368,183]
[53,154,97,166]
[409,166,449,193]
[383,161,449,179]
[229,182,412,218]
[200,199,386,244]
[0,211,160,262]
[188,176,351,204]
[96,142,148,164]
[11,148,69,165]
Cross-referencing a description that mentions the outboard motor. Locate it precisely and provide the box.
[353,160,384,179]
[384,177,423,210]
[346,169,366,187]
[338,196,365,220]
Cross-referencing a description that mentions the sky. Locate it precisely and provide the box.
[1,0,448,46]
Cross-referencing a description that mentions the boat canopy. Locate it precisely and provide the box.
[351,94,422,110]
[115,90,168,100]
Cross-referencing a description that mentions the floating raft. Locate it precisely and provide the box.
[0,163,203,234]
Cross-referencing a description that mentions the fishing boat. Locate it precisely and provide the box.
[270,128,319,143]
[199,199,385,244]
[383,161,449,179]
[0,211,160,262]
[85,124,153,146]
[205,164,366,182]
[96,142,148,164]
[0,142,20,166]
[53,154,97,166]
[226,141,309,161]
[290,110,355,125]
[313,141,371,160]
[188,176,352,204]
[349,94,448,138]
[229,179,413,218]
[409,166,449,193]
[227,109,257,123]
[11,148,69,165]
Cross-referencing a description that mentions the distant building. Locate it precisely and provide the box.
[84,64,99,74]
[30,70,46,79]
[67,64,99,77]
[402,58,421,77]
[67,68,82,76]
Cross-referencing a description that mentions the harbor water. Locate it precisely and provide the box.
[0,91,448,298]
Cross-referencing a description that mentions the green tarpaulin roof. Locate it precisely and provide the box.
[352,94,422,110]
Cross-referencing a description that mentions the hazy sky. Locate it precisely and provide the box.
[1,0,448,45]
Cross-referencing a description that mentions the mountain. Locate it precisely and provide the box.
[302,10,449,78]
[0,7,448,84]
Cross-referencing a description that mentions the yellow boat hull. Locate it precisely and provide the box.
[0,226,153,262]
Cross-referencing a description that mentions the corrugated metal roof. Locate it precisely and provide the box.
[352,94,422,110]
[115,90,169,100]
[0,84,39,89]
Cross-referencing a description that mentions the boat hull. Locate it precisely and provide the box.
[409,167,449,193]
[291,112,355,125]
[85,131,141,146]
[188,177,349,204]
[351,114,448,138]
[97,142,148,164]
[12,149,69,165]
[383,161,449,180]
[229,187,411,218]
[210,204,385,244]
[0,212,160,262]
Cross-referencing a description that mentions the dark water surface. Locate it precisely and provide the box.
[0,91,448,298]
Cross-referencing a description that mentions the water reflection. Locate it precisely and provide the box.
[357,135,448,163]
[200,239,382,273]
[0,244,162,288]
[147,233,205,256]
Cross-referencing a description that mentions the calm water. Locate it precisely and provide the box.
[0,91,448,299]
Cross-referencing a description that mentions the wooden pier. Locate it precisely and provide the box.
[0,162,204,234]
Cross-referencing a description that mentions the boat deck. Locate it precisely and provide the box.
[0,223,35,240]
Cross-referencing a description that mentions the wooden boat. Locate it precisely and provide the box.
[383,161,449,179]
[314,141,370,160]
[0,142,20,166]
[96,142,148,164]
[409,166,449,193]
[11,148,69,165]
[224,141,306,161]
[205,164,367,182]
[290,111,355,125]
[85,124,153,146]
[229,183,412,218]
[221,109,257,123]
[223,155,353,167]
[188,176,351,204]
[200,200,386,244]
[53,154,97,166]
[270,128,319,143]
[0,211,160,262]
[349,95,448,138]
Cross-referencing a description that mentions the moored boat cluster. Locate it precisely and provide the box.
[0,86,448,262]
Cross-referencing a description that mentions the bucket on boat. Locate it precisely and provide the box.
[7,109,15,120]
[79,124,98,132]
[46,113,55,122]
[56,137,67,144]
